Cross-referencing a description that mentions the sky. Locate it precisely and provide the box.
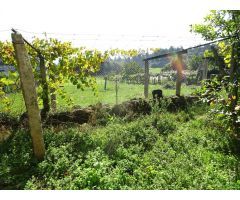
[0,0,240,50]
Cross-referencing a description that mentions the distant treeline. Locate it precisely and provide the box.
[97,45,212,76]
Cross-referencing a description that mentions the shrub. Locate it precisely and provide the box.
[1,105,240,189]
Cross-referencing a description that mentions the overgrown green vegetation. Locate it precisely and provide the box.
[1,104,240,190]
[192,10,240,137]
[1,10,240,191]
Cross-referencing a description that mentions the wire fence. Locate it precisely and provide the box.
[92,57,200,107]
[0,55,204,116]
[1,28,225,115]
[0,60,201,116]
[0,28,205,50]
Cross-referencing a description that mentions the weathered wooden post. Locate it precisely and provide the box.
[104,76,107,91]
[115,77,119,104]
[12,33,45,160]
[144,60,149,98]
[158,74,161,84]
[137,74,140,84]
[176,54,183,96]
[153,76,156,85]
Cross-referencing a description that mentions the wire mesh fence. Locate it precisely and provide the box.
[0,54,202,116]
[1,29,224,116]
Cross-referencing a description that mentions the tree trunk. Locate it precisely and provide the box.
[211,46,226,77]
[12,33,45,160]
[229,42,239,135]
[39,55,50,118]
[49,73,57,112]
[50,88,57,112]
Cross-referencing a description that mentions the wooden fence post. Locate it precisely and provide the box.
[104,76,107,91]
[158,74,161,84]
[176,72,182,96]
[176,54,183,96]
[115,77,118,105]
[144,60,149,98]
[12,33,45,160]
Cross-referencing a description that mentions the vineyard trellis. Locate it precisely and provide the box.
[0,25,239,159]
[12,28,50,118]
[1,29,110,159]
[1,29,237,112]
[143,34,238,98]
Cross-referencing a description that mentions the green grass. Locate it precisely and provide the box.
[1,105,240,189]
[0,92,26,115]
[149,67,161,75]
[1,77,198,115]
[55,78,197,110]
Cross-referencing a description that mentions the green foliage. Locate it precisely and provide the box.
[187,55,203,70]
[191,10,240,41]
[196,77,240,136]
[162,80,175,89]
[0,37,110,111]
[191,10,240,138]
[0,38,149,112]
[0,41,16,67]
[161,63,171,72]
[31,38,107,104]
[122,61,144,79]
[0,41,18,111]
[0,131,38,189]
[1,105,240,189]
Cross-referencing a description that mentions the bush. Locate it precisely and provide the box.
[1,105,240,189]
[0,131,37,189]
[162,81,175,89]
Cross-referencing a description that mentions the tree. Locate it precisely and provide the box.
[0,41,18,111]
[0,38,108,112]
[191,10,240,137]
[122,61,144,79]
[187,55,203,71]
[30,38,108,111]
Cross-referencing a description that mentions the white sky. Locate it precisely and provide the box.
[0,0,240,50]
